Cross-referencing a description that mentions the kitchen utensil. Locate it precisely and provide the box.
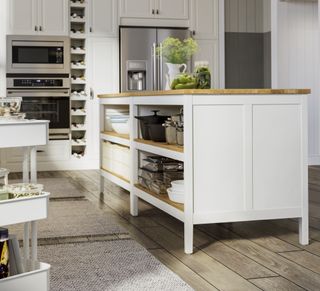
[135,110,168,140]
[177,126,184,146]
[163,120,177,145]
[139,168,163,181]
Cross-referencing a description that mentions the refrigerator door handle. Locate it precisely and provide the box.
[159,43,163,91]
[152,43,157,90]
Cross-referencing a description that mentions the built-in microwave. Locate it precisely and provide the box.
[6,35,70,75]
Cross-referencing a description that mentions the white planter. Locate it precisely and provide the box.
[165,63,187,90]
[0,262,50,291]
[0,193,49,226]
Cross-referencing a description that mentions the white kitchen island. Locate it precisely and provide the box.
[99,89,310,254]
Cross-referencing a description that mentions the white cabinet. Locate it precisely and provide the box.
[191,0,218,39]
[7,0,68,35]
[38,0,68,35]
[120,0,154,19]
[157,0,189,20]
[87,38,119,158]
[88,0,118,37]
[120,0,189,22]
[7,0,38,35]
[194,40,219,88]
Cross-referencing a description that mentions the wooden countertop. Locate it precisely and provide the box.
[98,89,311,98]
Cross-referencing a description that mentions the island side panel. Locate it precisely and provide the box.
[192,94,307,227]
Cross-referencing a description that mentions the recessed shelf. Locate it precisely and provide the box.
[71,65,86,70]
[70,33,86,39]
[70,17,86,23]
[101,131,130,147]
[71,79,86,85]
[71,49,86,54]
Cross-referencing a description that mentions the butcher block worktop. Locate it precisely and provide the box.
[98,88,310,98]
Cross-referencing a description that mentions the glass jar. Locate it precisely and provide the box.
[195,62,211,89]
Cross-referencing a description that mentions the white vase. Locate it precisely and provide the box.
[165,63,187,90]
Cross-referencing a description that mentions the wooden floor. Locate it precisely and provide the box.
[16,167,320,291]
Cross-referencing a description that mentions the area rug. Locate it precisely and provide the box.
[9,199,128,239]
[10,177,86,199]
[38,240,193,291]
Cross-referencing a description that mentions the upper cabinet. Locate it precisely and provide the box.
[120,0,155,19]
[191,0,218,39]
[39,0,68,35]
[157,0,189,20]
[120,0,189,26]
[8,0,68,35]
[88,0,118,37]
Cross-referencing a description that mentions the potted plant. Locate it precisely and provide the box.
[157,37,198,89]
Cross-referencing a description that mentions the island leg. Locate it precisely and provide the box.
[31,221,38,260]
[23,222,30,259]
[23,147,30,183]
[30,146,37,183]
[184,222,193,254]
[299,216,309,245]
[100,175,104,194]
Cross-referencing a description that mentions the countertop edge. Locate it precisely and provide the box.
[98,89,311,98]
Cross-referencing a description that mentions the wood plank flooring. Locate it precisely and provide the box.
[10,166,320,291]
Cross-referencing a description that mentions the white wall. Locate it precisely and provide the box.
[225,0,270,33]
[275,0,319,164]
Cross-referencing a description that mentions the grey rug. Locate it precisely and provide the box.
[38,240,193,291]
[10,177,86,199]
[9,200,128,239]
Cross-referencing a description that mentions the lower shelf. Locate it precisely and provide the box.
[101,168,130,192]
[134,184,184,221]
[0,261,50,291]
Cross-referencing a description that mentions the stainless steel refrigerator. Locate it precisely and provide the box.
[120,27,191,92]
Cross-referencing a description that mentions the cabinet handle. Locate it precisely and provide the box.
[39,26,42,31]
[152,9,155,14]
[192,30,196,36]
[90,27,92,33]
[35,26,38,31]
[156,9,159,14]
[90,87,94,100]
[37,150,45,153]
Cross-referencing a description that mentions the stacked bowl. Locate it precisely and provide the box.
[105,108,130,134]
[167,180,184,204]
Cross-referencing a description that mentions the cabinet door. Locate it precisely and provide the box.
[87,38,119,158]
[120,0,155,18]
[194,40,219,88]
[156,0,189,20]
[89,0,117,37]
[7,0,38,35]
[192,0,218,39]
[38,0,68,35]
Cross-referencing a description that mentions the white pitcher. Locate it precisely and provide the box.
[166,63,187,90]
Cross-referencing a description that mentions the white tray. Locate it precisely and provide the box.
[0,192,49,226]
[0,262,50,291]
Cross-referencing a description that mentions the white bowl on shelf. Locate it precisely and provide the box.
[171,180,184,191]
[111,121,129,135]
[167,187,184,204]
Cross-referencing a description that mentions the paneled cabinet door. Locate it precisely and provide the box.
[7,0,38,35]
[156,0,189,20]
[38,0,68,35]
[120,0,155,18]
[194,40,219,88]
[87,38,119,157]
[89,0,117,37]
[192,0,218,39]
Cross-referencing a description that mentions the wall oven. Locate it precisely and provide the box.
[7,77,70,140]
[6,35,70,74]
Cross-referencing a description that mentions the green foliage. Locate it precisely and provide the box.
[157,37,198,64]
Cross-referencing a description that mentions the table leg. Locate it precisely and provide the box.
[23,147,30,183]
[30,146,37,183]
[23,222,30,259]
[31,221,38,261]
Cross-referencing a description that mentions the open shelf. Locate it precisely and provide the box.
[134,184,184,221]
[71,49,86,54]
[101,131,130,147]
[134,138,184,161]
[101,168,130,191]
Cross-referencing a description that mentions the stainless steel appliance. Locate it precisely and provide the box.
[6,77,70,140]
[120,27,191,92]
[7,35,70,75]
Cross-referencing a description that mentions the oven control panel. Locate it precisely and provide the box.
[13,79,63,87]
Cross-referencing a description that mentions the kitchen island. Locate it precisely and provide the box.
[99,89,310,254]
